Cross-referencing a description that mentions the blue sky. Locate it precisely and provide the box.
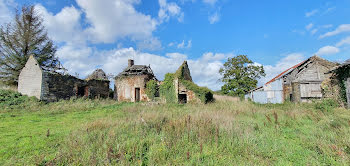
[1,0,350,90]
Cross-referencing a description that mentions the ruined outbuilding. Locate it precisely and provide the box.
[114,59,157,102]
[246,56,336,103]
[172,61,213,104]
[323,59,350,107]
[18,56,110,102]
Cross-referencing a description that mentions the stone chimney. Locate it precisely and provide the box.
[128,59,134,67]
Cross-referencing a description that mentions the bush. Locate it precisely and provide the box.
[314,99,339,112]
[0,89,38,108]
[146,80,158,100]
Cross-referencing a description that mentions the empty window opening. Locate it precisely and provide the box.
[178,94,187,104]
[135,88,140,102]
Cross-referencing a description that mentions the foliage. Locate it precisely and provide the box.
[333,66,350,106]
[159,73,177,103]
[146,80,158,100]
[0,5,61,86]
[219,55,265,97]
[0,89,37,108]
[1,99,350,165]
[181,80,214,103]
[314,98,339,112]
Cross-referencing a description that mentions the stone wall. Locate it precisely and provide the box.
[114,75,151,102]
[18,56,43,99]
[41,72,85,102]
[87,80,110,99]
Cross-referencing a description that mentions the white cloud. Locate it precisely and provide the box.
[209,12,220,24]
[336,36,350,47]
[315,45,340,56]
[136,37,162,51]
[177,40,192,49]
[76,0,157,43]
[311,29,318,35]
[319,24,350,39]
[35,4,85,45]
[58,46,227,90]
[168,42,174,47]
[0,0,15,26]
[305,23,313,30]
[305,9,318,17]
[260,53,305,85]
[202,0,217,5]
[158,0,184,23]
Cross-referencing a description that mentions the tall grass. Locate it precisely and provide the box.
[1,95,350,165]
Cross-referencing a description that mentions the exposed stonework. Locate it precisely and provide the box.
[18,55,110,102]
[114,59,156,102]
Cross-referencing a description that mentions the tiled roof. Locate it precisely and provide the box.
[265,61,304,85]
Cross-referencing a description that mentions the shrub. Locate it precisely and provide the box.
[146,80,158,100]
[0,89,38,108]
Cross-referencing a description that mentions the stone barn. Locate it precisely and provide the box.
[246,56,336,103]
[18,55,110,102]
[114,59,157,102]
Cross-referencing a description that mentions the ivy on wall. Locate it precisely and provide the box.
[159,73,177,103]
[334,66,350,106]
[180,80,214,103]
[145,80,158,100]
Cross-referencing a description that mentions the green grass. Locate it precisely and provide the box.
[0,95,350,165]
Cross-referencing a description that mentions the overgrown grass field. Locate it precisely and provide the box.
[1,90,350,165]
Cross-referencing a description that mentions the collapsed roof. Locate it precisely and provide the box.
[86,69,108,80]
[115,65,156,79]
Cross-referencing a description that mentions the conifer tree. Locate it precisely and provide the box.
[0,5,61,86]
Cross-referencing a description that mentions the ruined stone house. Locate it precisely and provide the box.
[18,55,110,102]
[173,61,200,103]
[246,56,336,103]
[114,59,157,102]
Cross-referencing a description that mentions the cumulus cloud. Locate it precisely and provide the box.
[56,46,228,90]
[305,9,318,17]
[319,24,350,39]
[260,53,305,85]
[209,12,220,24]
[315,45,340,56]
[35,4,85,45]
[158,0,184,23]
[76,0,157,43]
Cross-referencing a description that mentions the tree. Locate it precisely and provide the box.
[0,5,61,86]
[219,55,265,97]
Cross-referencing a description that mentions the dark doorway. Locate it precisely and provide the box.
[135,88,140,102]
[77,86,88,97]
[178,94,187,104]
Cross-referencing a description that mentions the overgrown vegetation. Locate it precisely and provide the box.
[159,73,177,103]
[181,80,214,103]
[334,66,350,106]
[145,80,158,100]
[0,89,38,108]
[1,93,350,165]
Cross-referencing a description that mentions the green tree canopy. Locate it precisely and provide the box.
[219,55,265,97]
[0,5,61,86]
